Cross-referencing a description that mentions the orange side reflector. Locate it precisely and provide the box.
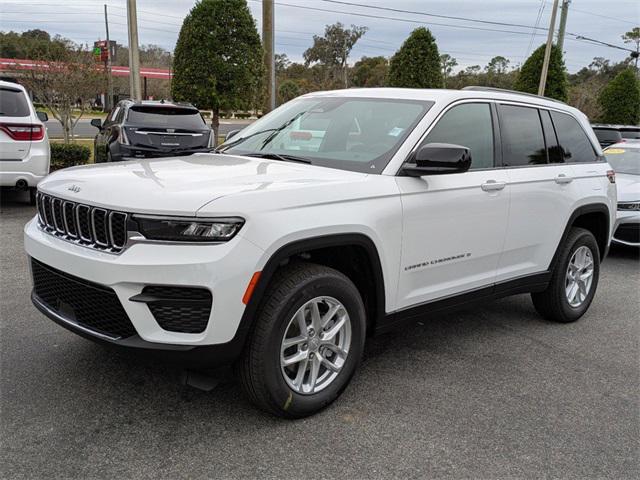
[242,272,262,305]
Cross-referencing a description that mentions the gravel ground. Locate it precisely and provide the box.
[1,189,638,479]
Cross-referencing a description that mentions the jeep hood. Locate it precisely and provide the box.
[37,153,368,215]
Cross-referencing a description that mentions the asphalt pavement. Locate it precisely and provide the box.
[45,118,252,139]
[1,190,639,479]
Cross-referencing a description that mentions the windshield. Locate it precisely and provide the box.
[0,87,30,117]
[593,129,621,142]
[219,96,432,173]
[605,147,640,175]
[621,129,640,140]
[127,106,206,129]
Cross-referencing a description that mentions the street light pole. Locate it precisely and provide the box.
[262,0,275,113]
[104,4,114,110]
[538,0,560,97]
[126,0,142,101]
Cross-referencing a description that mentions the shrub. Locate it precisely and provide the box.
[598,68,640,125]
[388,27,443,89]
[50,143,91,169]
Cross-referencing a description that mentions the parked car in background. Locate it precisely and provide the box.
[91,100,214,163]
[592,124,640,148]
[27,87,615,417]
[604,142,640,247]
[0,80,49,204]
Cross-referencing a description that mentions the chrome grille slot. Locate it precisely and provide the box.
[76,205,92,242]
[109,212,128,249]
[52,198,65,233]
[34,192,129,254]
[42,195,54,229]
[63,201,78,238]
[92,208,109,246]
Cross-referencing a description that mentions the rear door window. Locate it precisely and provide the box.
[499,104,547,166]
[0,87,31,117]
[550,111,598,163]
[127,106,206,130]
[420,102,495,170]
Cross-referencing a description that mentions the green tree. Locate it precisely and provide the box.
[351,56,388,87]
[440,53,457,87]
[514,43,568,101]
[171,0,263,144]
[278,79,301,103]
[303,22,368,89]
[388,28,442,88]
[598,68,640,124]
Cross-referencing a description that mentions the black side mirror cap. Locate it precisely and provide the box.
[402,143,472,177]
[90,118,103,129]
[36,111,48,122]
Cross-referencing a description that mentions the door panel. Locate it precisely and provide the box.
[395,101,509,310]
[494,104,576,281]
[396,171,510,309]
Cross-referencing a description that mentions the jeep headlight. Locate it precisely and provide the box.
[133,216,244,242]
[617,202,640,212]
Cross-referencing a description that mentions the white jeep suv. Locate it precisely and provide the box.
[0,80,50,204]
[25,87,616,417]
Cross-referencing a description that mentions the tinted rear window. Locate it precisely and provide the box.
[593,129,622,142]
[499,104,547,166]
[620,129,640,139]
[127,106,206,129]
[551,112,598,163]
[0,87,30,117]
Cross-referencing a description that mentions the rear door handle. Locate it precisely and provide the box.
[555,174,573,184]
[481,180,507,192]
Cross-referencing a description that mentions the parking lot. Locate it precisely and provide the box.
[1,190,638,479]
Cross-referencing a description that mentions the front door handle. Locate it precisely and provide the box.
[555,174,573,184]
[481,180,507,192]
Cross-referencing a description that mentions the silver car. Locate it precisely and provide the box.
[604,142,640,247]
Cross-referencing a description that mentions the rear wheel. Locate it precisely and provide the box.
[531,227,600,323]
[237,262,366,418]
[28,187,37,206]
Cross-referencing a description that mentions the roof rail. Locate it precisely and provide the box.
[462,86,566,104]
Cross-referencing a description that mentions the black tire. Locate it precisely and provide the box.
[28,187,37,206]
[236,262,366,418]
[531,227,600,323]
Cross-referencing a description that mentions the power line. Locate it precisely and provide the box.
[526,0,546,58]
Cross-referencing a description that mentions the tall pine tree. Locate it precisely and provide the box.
[388,28,443,89]
[514,44,568,101]
[172,0,264,144]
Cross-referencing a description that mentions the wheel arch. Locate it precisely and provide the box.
[549,203,611,271]
[239,233,386,341]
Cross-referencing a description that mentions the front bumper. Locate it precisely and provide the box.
[24,217,265,354]
[612,210,640,247]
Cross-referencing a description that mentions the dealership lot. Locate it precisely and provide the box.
[1,191,638,479]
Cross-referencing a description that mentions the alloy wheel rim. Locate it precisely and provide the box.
[280,296,351,395]
[565,245,594,307]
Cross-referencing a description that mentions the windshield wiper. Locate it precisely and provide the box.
[245,152,312,164]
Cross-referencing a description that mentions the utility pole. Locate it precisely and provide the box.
[104,4,114,110]
[538,0,560,97]
[126,0,142,101]
[262,0,275,113]
[557,0,570,53]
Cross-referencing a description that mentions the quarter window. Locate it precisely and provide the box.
[499,105,547,166]
[550,111,598,163]
[420,103,494,170]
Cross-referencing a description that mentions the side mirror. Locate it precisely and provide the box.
[90,118,103,129]
[225,129,242,142]
[36,111,48,122]
[402,143,472,177]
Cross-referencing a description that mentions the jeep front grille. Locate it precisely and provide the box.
[36,193,128,253]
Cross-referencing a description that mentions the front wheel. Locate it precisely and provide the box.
[532,227,600,323]
[237,262,366,418]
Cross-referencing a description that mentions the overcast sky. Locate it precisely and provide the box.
[1,0,638,73]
